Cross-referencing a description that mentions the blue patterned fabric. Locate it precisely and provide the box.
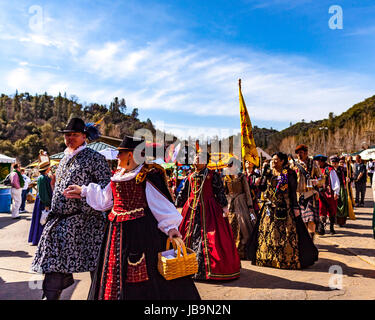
[28,195,44,246]
[31,147,111,274]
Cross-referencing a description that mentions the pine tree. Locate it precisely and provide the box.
[120,98,126,114]
[56,92,63,122]
[0,91,159,165]
[13,90,21,113]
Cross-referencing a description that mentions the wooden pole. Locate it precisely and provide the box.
[239,79,246,174]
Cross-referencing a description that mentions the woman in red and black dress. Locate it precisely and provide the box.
[176,151,241,281]
[64,136,200,300]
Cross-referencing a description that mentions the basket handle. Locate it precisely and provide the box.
[166,237,188,259]
[173,237,188,258]
[166,237,181,257]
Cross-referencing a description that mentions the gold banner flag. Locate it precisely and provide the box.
[239,79,259,167]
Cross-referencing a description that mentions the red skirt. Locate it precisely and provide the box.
[180,196,241,280]
[319,196,337,218]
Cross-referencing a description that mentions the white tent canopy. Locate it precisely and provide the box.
[256,147,272,160]
[359,148,375,160]
[98,148,119,160]
[0,153,16,164]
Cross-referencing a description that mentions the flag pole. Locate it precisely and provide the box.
[239,78,245,174]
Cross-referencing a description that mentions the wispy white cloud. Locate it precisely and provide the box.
[0,3,103,57]
[76,39,374,123]
[154,121,240,140]
[345,25,375,36]
[2,36,373,127]
[5,67,69,95]
[244,0,314,10]
[0,0,374,136]
[17,60,61,70]
[18,33,79,54]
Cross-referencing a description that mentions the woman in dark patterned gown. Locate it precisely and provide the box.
[176,151,241,280]
[248,152,318,269]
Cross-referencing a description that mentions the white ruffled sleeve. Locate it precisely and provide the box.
[330,170,340,196]
[146,181,182,235]
[81,182,113,211]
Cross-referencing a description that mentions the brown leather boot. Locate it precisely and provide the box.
[316,220,325,235]
[329,217,336,235]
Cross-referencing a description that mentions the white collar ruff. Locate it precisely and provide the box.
[64,142,87,160]
[111,164,144,182]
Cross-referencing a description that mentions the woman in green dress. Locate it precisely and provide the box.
[333,156,349,227]
[248,152,318,269]
[28,162,53,246]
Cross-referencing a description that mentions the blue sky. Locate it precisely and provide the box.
[1,0,375,139]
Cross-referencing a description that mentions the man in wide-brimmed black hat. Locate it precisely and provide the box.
[58,117,88,152]
[31,117,112,300]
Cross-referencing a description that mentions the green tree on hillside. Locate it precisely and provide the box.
[0,92,157,165]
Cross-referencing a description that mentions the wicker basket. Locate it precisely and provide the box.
[158,237,198,280]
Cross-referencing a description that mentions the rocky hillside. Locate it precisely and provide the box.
[0,92,155,165]
[265,95,375,156]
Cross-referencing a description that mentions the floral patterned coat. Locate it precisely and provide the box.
[31,147,111,274]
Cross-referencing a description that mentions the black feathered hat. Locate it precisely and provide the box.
[58,118,86,133]
[59,117,101,141]
[117,136,145,151]
[313,154,328,162]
